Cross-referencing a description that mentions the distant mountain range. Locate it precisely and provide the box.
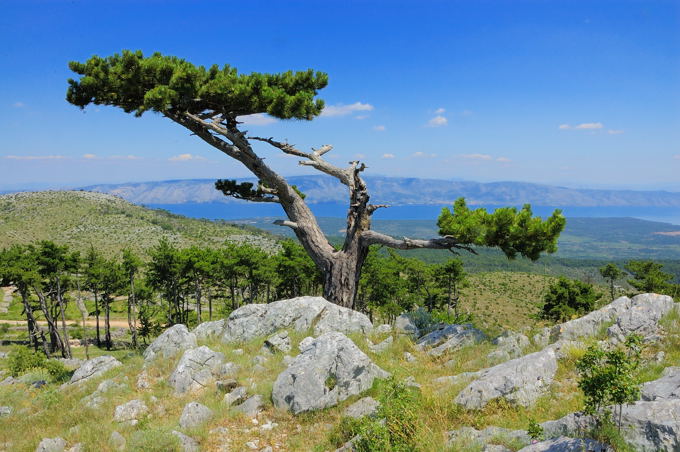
[82,176,680,207]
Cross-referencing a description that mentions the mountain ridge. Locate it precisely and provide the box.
[81,175,680,207]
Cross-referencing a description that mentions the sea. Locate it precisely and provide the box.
[147,202,680,226]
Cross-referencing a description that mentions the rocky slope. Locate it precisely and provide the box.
[0,294,678,451]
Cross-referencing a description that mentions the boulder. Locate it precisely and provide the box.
[172,431,199,452]
[169,346,225,395]
[641,367,680,401]
[221,296,372,343]
[455,348,557,409]
[224,386,248,406]
[143,324,197,362]
[216,378,238,392]
[416,323,486,356]
[541,399,680,452]
[403,352,417,363]
[374,324,392,334]
[263,330,292,353]
[179,402,213,429]
[0,406,11,417]
[193,319,226,341]
[272,332,390,414]
[547,296,633,342]
[607,293,676,344]
[233,395,264,418]
[109,432,125,451]
[488,331,530,362]
[69,356,122,385]
[82,379,126,409]
[35,437,66,452]
[517,437,611,452]
[395,312,420,337]
[344,397,380,419]
[113,399,148,426]
[368,336,393,353]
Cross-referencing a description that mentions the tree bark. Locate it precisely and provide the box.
[56,277,72,358]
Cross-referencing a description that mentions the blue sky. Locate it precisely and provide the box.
[1,0,679,191]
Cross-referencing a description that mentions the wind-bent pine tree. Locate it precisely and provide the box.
[67,50,566,308]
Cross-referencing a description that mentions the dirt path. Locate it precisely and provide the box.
[0,319,132,328]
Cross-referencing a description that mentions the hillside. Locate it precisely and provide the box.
[0,191,278,258]
[82,176,680,208]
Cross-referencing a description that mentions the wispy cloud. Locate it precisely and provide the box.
[321,102,374,117]
[12,101,25,108]
[460,153,492,161]
[434,107,446,114]
[354,115,369,120]
[382,153,395,159]
[169,153,206,162]
[412,151,437,158]
[237,113,278,126]
[559,122,604,130]
[83,154,97,159]
[111,155,142,160]
[427,115,448,127]
[496,156,511,163]
[4,155,66,160]
[607,129,624,135]
[373,125,386,132]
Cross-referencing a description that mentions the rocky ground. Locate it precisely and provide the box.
[0,294,678,451]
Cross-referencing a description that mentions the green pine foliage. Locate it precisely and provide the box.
[67,50,327,120]
[541,277,601,322]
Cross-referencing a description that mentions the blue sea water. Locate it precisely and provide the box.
[147,202,680,226]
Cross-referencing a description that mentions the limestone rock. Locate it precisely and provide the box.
[35,437,66,452]
[548,295,632,342]
[143,324,197,362]
[368,336,393,353]
[69,356,122,385]
[172,431,199,452]
[344,397,380,419]
[455,348,557,409]
[216,378,238,392]
[82,379,126,409]
[263,330,291,353]
[272,332,390,414]
[221,296,372,343]
[374,324,392,334]
[109,432,125,451]
[193,319,226,341]
[224,386,248,406]
[113,399,148,426]
[233,394,264,418]
[517,437,612,452]
[169,346,225,395]
[217,362,240,378]
[435,371,482,387]
[607,293,676,344]
[0,406,11,417]
[541,399,680,452]
[395,312,420,337]
[403,352,416,363]
[416,323,486,356]
[180,402,213,429]
[641,366,680,401]
[488,330,530,361]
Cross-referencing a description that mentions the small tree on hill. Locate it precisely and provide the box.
[599,263,623,301]
[67,50,565,308]
[542,277,600,322]
[625,260,674,295]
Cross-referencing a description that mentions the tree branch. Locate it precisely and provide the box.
[273,219,299,230]
[361,230,478,254]
[249,136,311,158]
[368,204,390,214]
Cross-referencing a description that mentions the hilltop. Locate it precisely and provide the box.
[0,191,278,258]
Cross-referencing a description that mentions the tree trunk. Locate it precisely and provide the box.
[19,288,39,352]
[34,288,63,356]
[195,280,202,325]
[104,298,111,351]
[322,247,369,309]
[128,275,137,349]
[56,277,72,358]
[94,291,101,347]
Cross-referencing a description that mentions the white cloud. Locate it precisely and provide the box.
[237,113,277,126]
[373,125,386,131]
[412,151,437,158]
[382,153,395,159]
[607,129,624,135]
[111,155,142,160]
[83,154,97,159]
[427,115,448,127]
[354,115,369,120]
[559,122,604,130]
[321,102,374,117]
[434,107,446,114]
[169,153,206,162]
[12,101,25,108]
[4,155,65,160]
[460,153,492,160]
[496,156,512,163]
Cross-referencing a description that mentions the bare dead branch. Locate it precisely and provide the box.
[361,230,477,254]
[273,219,299,230]
[249,136,311,158]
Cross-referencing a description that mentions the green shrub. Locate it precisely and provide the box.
[542,277,600,322]
[329,379,424,452]
[527,418,544,441]
[7,347,47,377]
[0,324,10,335]
[43,359,71,382]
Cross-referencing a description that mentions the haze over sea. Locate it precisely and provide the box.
[147,202,680,227]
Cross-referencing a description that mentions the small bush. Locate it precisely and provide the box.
[7,347,47,377]
[0,324,10,335]
[43,359,71,382]
[542,277,600,322]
